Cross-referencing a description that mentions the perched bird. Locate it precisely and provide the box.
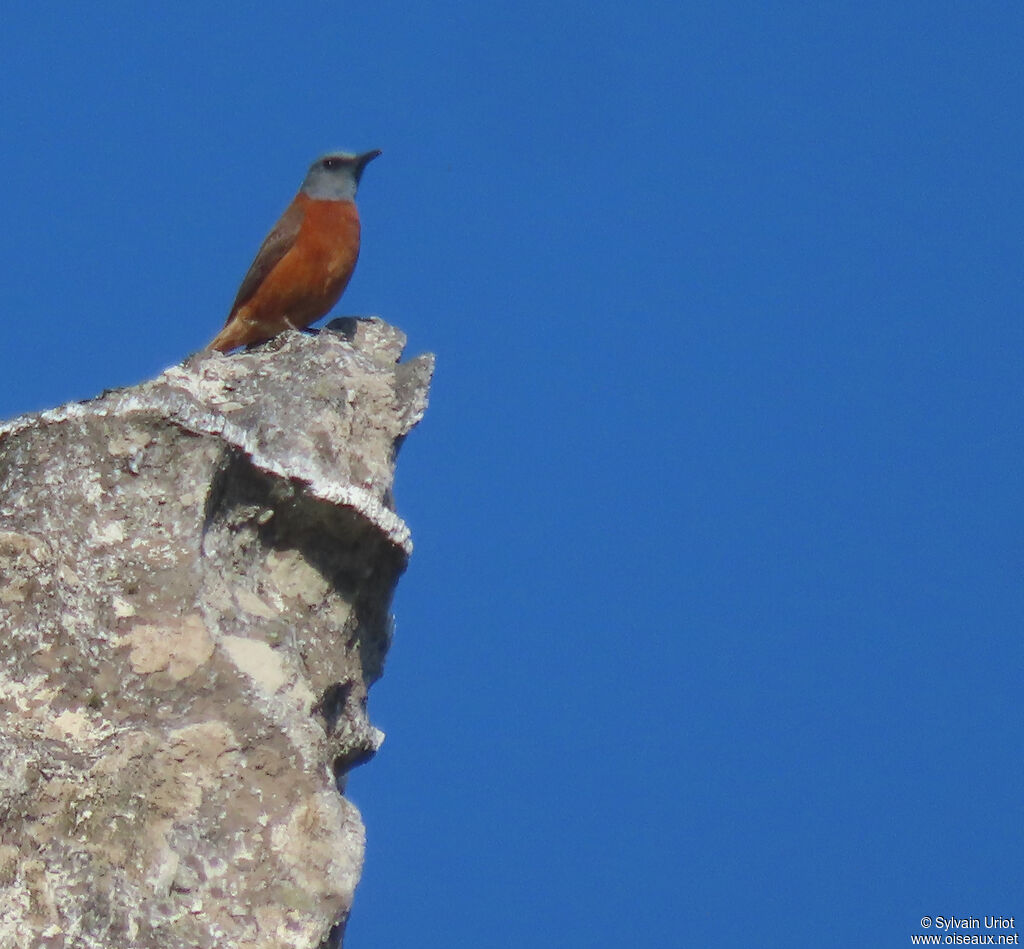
[207,149,381,352]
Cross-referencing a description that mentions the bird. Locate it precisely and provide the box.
[207,149,381,352]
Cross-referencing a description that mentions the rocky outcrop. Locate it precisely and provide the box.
[0,319,432,948]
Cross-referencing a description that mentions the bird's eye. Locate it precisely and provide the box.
[323,157,341,170]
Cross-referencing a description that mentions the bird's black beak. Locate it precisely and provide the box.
[354,149,382,180]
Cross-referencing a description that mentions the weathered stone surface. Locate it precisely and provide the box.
[0,321,432,949]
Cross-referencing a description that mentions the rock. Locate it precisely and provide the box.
[0,322,432,948]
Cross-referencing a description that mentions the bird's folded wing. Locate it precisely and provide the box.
[224,200,307,322]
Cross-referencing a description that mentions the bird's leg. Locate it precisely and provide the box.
[280,315,319,336]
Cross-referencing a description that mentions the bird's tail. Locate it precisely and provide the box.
[206,320,250,353]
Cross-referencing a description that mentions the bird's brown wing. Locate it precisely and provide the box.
[223,199,307,323]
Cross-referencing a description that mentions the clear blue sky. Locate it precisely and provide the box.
[2,4,1022,946]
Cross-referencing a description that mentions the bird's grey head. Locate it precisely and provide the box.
[300,149,382,201]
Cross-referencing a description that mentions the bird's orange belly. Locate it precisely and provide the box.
[241,200,361,329]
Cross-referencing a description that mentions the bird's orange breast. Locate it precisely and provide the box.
[237,194,362,329]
